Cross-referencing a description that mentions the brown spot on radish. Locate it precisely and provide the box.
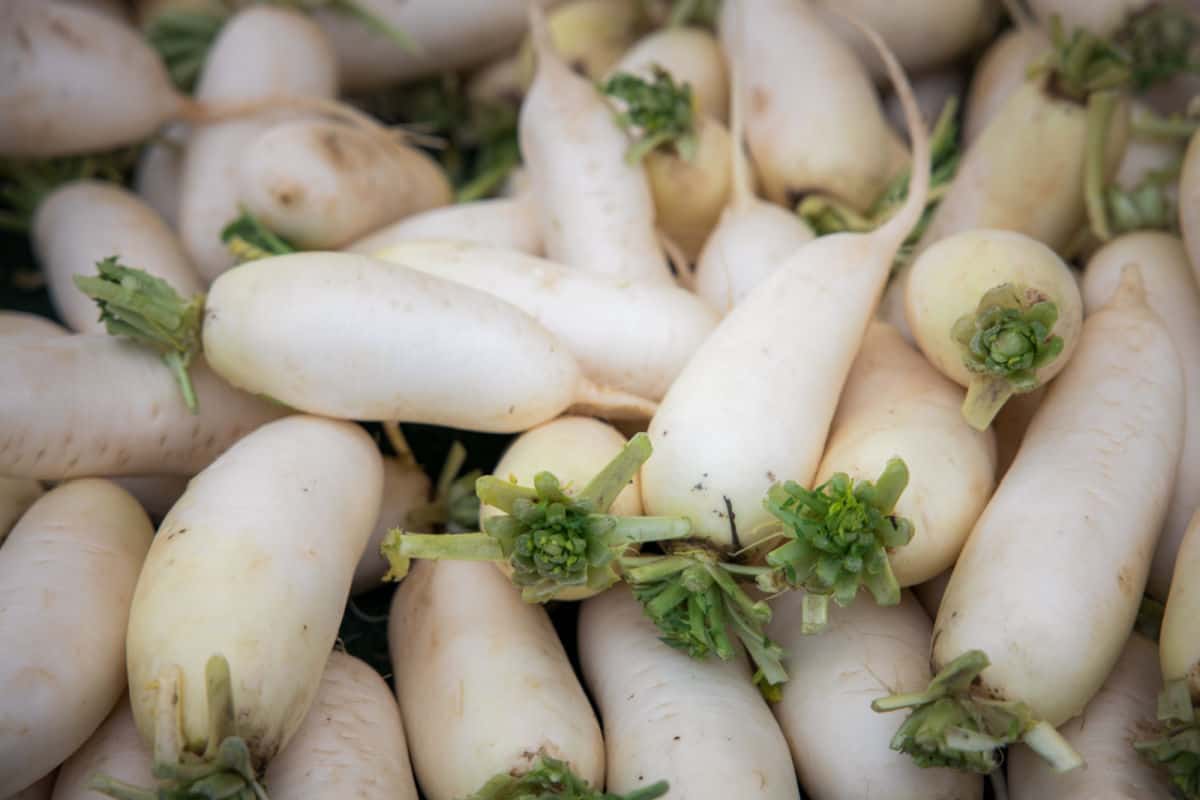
[1117,565,1134,595]
[271,183,305,209]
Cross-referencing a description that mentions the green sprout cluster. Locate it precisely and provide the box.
[221,211,297,264]
[1136,680,1200,799]
[602,67,698,164]
[467,755,667,800]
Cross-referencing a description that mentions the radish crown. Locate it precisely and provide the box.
[0,148,139,233]
[74,259,205,413]
[1134,679,1200,799]
[221,211,297,263]
[761,458,913,634]
[602,67,699,164]
[872,649,1082,774]
[467,754,668,800]
[953,284,1063,431]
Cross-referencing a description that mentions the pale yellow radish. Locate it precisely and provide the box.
[515,0,642,86]
[963,26,1051,145]
[1160,512,1200,698]
[611,26,729,122]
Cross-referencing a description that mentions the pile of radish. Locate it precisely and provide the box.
[4,0,1200,797]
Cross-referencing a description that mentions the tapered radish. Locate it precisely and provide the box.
[0,312,68,338]
[1083,233,1200,601]
[817,321,996,589]
[0,479,41,545]
[720,0,906,211]
[32,182,203,334]
[905,229,1084,429]
[874,267,1184,773]
[1009,633,1173,799]
[0,335,286,480]
[50,699,154,800]
[260,651,418,800]
[388,559,604,799]
[367,239,718,400]
[0,480,153,798]
[611,26,729,122]
[346,195,543,256]
[236,120,453,250]
[769,591,983,800]
[578,585,798,799]
[963,26,1050,145]
[519,6,674,286]
[124,415,382,794]
[1180,130,1200,283]
[352,455,432,595]
[109,475,189,521]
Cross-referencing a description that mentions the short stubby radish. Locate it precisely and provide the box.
[346,195,543,256]
[518,6,674,286]
[1010,633,1174,800]
[352,455,433,595]
[0,480,153,798]
[963,26,1051,145]
[769,591,983,800]
[611,25,729,123]
[237,119,453,250]
[388,559,605,799]
[368,239,719,401]
[578,585,797,799]
[261,651,419,800]
[124,415,383,794]
[32,181,203,334]
[50,698,154,800]
[905,229,1084,429]
[1083,233,1200,602]
[874,266,1184,773]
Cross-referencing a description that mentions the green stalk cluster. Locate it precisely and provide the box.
[602,67,698,164]
[1135,680,1200,799]
[467,754,667,800]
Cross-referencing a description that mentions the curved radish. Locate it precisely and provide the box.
[261,651,418,800]
[0,312,68,338]
[1083,233,1200,601]
[237,120,453,250]
[352,455,432,595]
[518,5,673,286]
[32,181,203,334]
[875,266,1184,772]
[769,591,983,800]
[611,26,729,123]
[50,699,154,800]
[578,585,798,799]
[0,335,287,480]
[0,480,153,798]
[124,415,382,793]
[962,26,1050,146]
[368,239,719,400]
[388,559,604,799]
[346,195,543,256]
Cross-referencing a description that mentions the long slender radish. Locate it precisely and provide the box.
[963,26,1051,146]
[50,699,154,800]
[905,229,1084,429]
[519,5,674,286]
[367,239,719,400]
[352,455,432,595]
[1180,130,1200,284]
[1009,632,1174,799]
[720,0,906,211]
[769,591,983,800]
[0,480,153,797]
[578,585,799,799]
[817,321,996,589]
[32,182,203,334]
[236,120,453,250]
[611,26,729,123]
[260,651,419,800]
[1083,233,1200,601]
[874,266,1184,772]
[0,335,286,480]
[0,311,68,338]
[388,559,605,799]
[123,415,382,794]
[346,195,543,256]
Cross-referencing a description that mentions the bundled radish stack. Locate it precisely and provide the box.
[3,0,1200,798]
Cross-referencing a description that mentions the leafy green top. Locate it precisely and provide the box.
[952,285,1063,388]
[0,147,139,233]
[1135,679,1200,799]
[602,67,698,164]
[466,755,668,800]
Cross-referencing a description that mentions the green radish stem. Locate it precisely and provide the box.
[403,440,482,533]
[465,754,668,800]
[1114,5,1200,91]
[871,650,1082,774]
[602,67,699,164]
[73,258,205,413]
[761,458,913,633]
[221,210,297,263]
[1135,679,1200,798]
[952,284,1064,431]
[381,433,693,601]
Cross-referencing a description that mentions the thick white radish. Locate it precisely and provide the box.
[261,651,419,800]
[1029,0,1151,37]
[641,18,930,548]
[0,480,153,797]
[49,699,154,800]
[179,6,337,282]
[1161,512,1200,697]
[367,239,718,400]
[1083,233,1200,601]
[133,125,186,231]
[720,0,906,211]
[0,336,287,480]
[237,120,453,250]
[610,26,729,122]
[352,456,431,595]
[33,182,203,334]
[126,416,383,781]
[1008,633,1174,799]
[578,585,799,799]
[0,479,42,545]
[388,559,604,799]
[518,6,674,286]
[1180,130,1200,284]
[963,26,1051,146]
[905,230,1084,429]
[770,591,983,800]
[817,321,996,587]
[108,475,189,521]
[346,195,543,256]
[202,252,656,431]
[0,312,67,338]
